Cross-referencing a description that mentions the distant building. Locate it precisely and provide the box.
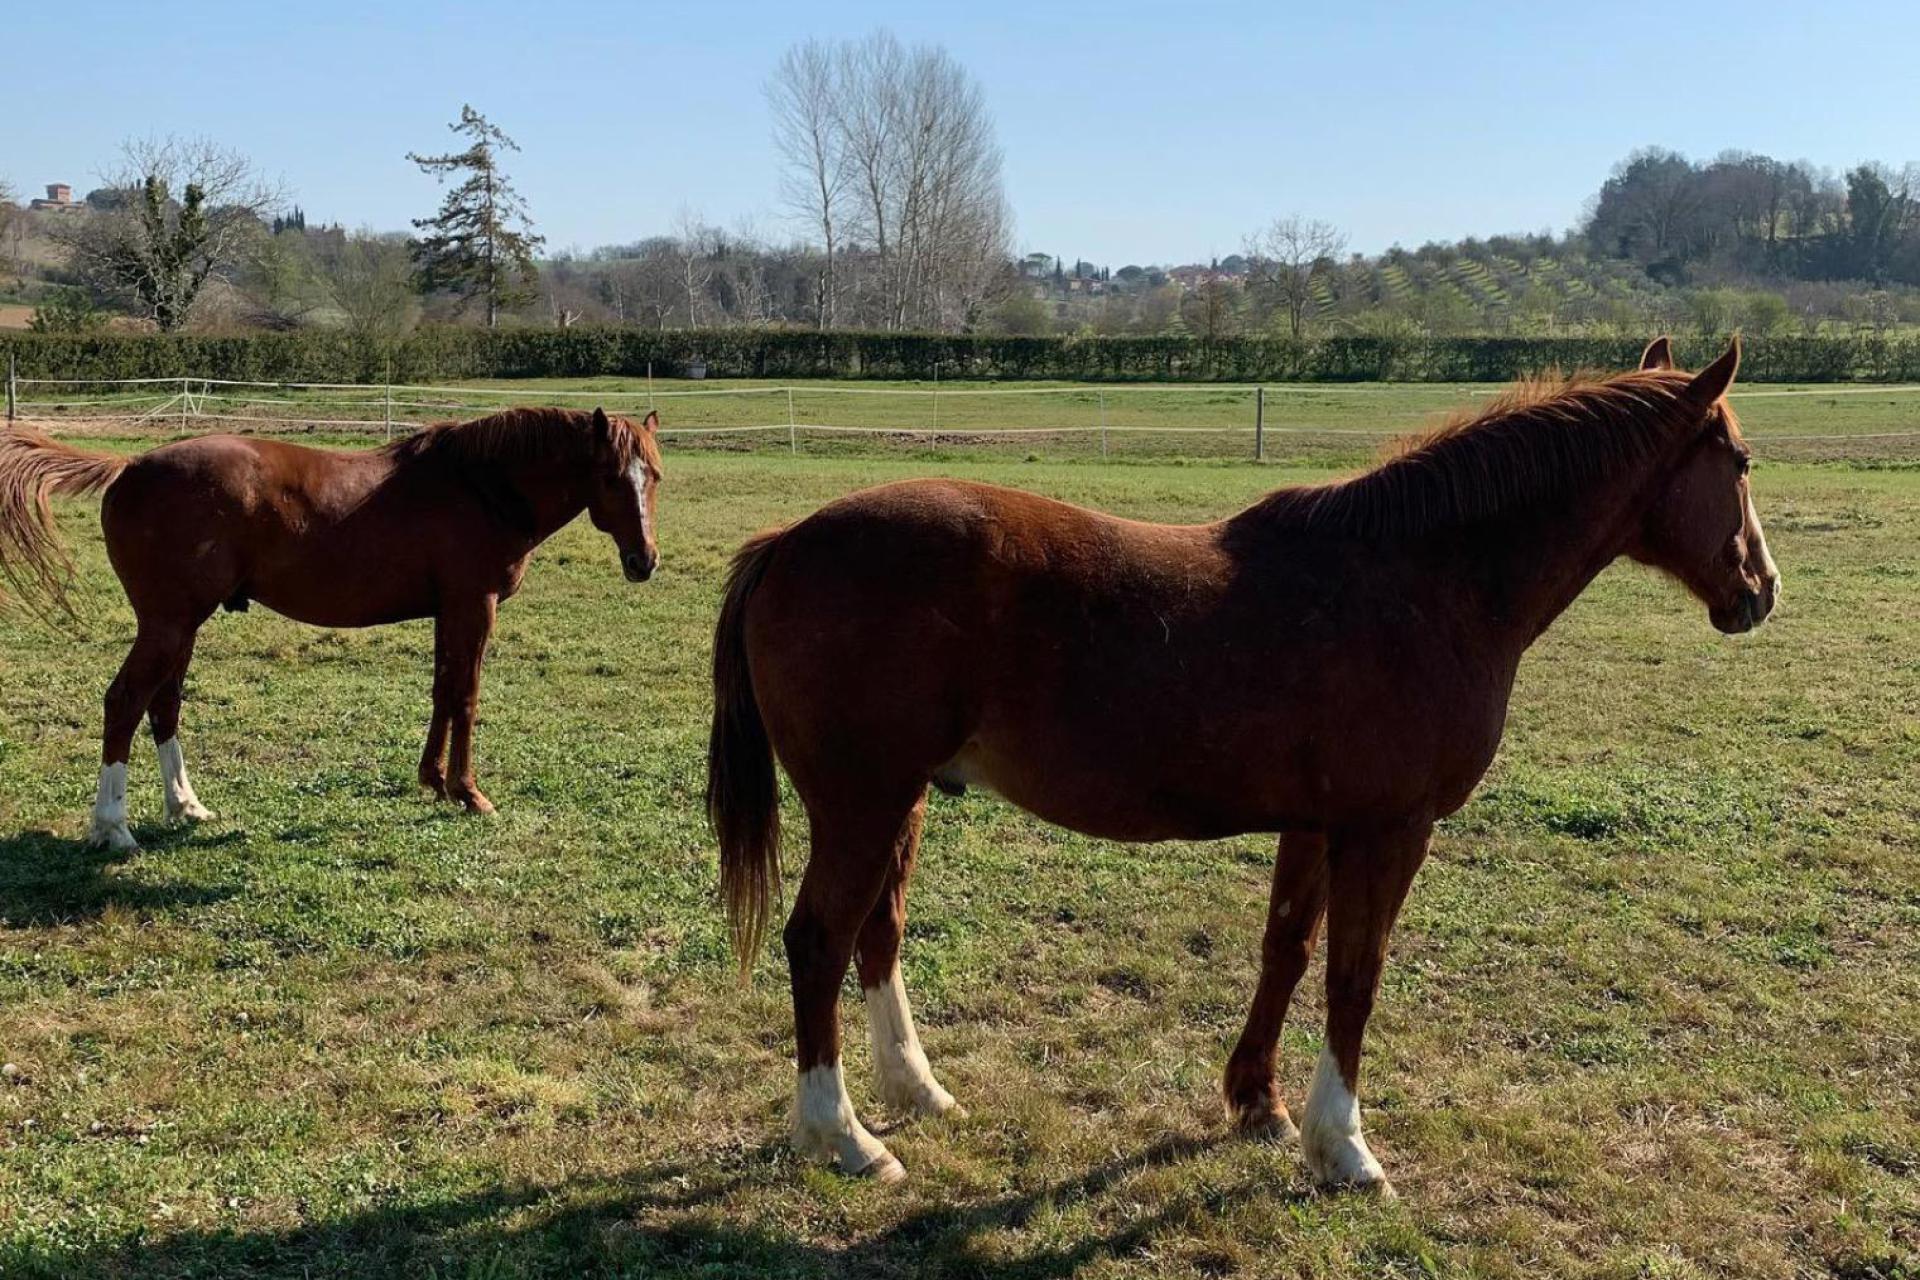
[30,183,80,212]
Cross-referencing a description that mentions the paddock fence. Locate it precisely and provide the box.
[7,368,1920,463]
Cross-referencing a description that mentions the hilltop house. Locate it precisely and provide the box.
[29,183,80,212]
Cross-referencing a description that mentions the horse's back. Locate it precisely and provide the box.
[110,435,378,511]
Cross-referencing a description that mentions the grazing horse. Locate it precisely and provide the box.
[0,406,661,851]
[707,338,1777,1192]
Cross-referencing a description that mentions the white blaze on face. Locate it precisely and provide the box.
[792,1062,902,1181]
[1744,487,1779,587]
[88,761,137,852]
[865,964,959,1117]
[1300,1046,1389,1190]
[156,737,212,822]
[626,458,653,544]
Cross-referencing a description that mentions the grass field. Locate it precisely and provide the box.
[0,436,1916,1277]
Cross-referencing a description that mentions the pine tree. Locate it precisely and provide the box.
[407,106,545,328]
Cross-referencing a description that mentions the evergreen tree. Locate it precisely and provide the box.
[407,106,545,328]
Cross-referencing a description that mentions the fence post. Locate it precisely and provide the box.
[180,377,188,434]
[786,386,797,456]
[646,361,655,412]
[1254,385,1265,462]
[5,353,15,424]
[384,382,394,442]
[1099,388,1107,460]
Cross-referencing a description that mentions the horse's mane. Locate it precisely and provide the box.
[1237,369,1707,539]
[387,406,659,471]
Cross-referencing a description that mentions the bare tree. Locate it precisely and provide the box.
[768,39,848,329]
[770,31,1009,333]
[0,180,17,276]
[1245,215,1347,339]
[321,231,420,347]
[671,210,717,327]
[53,136,285,331]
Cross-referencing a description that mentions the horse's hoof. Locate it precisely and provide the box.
[87,822,139,854]
[853,1151,907,1184]
[1230,1099,1299,1142]
[880,1080,963,1120]
[457,792,495,815]
[1319,1174,1397,1200]
[166,801,214,824]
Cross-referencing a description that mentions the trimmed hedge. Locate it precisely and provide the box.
[4,328,1918,385]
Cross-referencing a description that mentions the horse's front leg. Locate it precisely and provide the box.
[1301,816,1432,1197]
[433,594,498,814]
[1224,829,1329,1137]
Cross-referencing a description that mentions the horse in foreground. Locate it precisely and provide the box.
[0,406,661,851]
[707,338,1776,1193]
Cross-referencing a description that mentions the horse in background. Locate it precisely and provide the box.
[706,338,1776,1193]
[0,406,662,851]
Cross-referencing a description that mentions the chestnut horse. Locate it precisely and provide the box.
[0,406,661,852]
[707,338,1777,1192]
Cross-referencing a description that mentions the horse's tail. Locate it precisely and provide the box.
[0,427,130,621]
[707,528,786,977]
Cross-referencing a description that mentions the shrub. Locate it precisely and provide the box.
[2,328,1913,385]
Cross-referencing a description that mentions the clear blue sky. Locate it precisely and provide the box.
[11,0,1917,266]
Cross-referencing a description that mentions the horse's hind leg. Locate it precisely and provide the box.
[417,634,452,799]
[89,624,193,851]
[1223,830,1329,1137]
[854,792,960,1120]
[148,630,212,823]
[786,787,926,1183]
[1301,818,1431,1196]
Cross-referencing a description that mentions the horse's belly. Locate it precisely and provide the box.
[247,558,433,629]
[937,740,1288,842]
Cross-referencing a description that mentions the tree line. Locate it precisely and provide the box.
[3,60,1914,343]
[1586,148,1920,288]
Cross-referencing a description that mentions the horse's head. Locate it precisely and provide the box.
[584,408,661,583]
[1627,336,1779,634]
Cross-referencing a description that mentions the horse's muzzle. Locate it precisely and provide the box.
[1711,576,1779,634]
[623,549,657,583]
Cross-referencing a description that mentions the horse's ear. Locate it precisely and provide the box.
[642,410,659,429]
[1639,336,1674,371]
[1685,335,1740,405]
[591,407,612,438]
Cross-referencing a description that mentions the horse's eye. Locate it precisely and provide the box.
[1736,454,1752,476]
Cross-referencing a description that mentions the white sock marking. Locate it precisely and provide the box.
[156,737,212,822]
[88,761,137,851]
[793,1063,899,1178]
[1301,1046,1387,1188]
[865,964,958,1116]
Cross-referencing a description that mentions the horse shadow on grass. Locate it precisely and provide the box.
[6,1131,1309,1279]
[0,826,240,927]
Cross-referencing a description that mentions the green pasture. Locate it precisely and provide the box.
[0,440,1914,1277]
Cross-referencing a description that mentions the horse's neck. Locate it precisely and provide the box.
[524,464,592,542]
[479,457,590,548]
[1444,476,1656,653]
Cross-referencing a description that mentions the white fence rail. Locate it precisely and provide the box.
[7,370,1920,459]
